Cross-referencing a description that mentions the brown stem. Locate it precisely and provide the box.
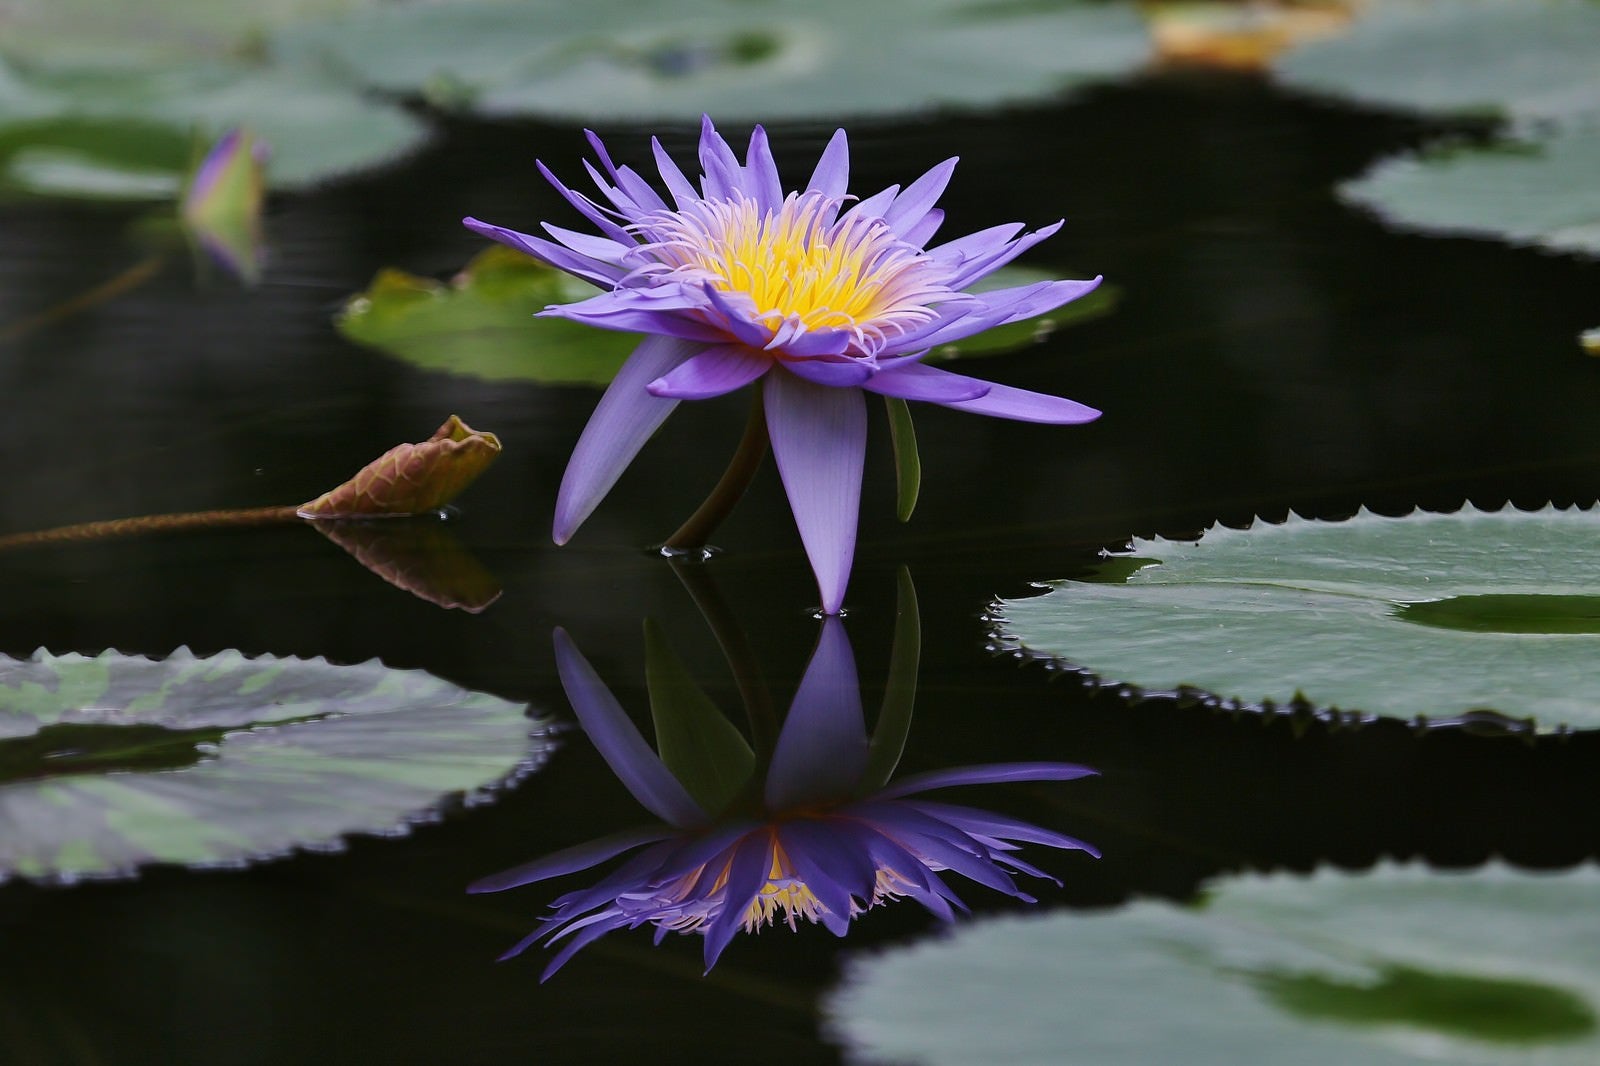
[662,390,768,552]
[0,506,300,552]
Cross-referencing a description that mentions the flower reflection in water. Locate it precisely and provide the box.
[472,574,1098,979]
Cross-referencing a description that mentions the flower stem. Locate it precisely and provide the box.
[663,391,768,552]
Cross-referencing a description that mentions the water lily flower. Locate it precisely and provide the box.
[463,118,1102,612]
[470,612,1097,980]
[180,128,268,283]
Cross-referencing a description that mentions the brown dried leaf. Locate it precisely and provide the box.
[298,415,501,518]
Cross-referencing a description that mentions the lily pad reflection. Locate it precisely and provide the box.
[0,648,546,883]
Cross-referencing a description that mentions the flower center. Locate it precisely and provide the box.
[635,191,952,354]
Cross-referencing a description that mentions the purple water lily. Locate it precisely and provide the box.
[463,118,1101,613]
[470,619,1098,980]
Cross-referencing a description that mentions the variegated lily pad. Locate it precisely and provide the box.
[0,647,545,883]
[995,504,1600,730]
[829,863,1600,1065]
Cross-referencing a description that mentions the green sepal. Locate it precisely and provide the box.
[863,568,920,792]
[643,618,755,816]
[884,396,921,523]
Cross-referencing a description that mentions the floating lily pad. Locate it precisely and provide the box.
[0,648,545,883]
[336,247,640,385]
[995,504,1600,730]
[272,0,1151,121]
[829,863,1600,1065]
[1274,0,1600,126]
[1339,127,1600,257]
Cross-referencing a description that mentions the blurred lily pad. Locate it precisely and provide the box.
[337,247,641,385]
[1274,0,1600,125]
[995,504,1600,730]
[829,863,1600,1065]
[1339,127,1600,256]
[0,647,545,883]
[272,0,1151,121]
[0,27,429,197]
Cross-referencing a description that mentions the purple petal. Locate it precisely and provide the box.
[944,220,1064,290]
[882,157,956,239]
[703,832,774,970]
[540,917,626,981]
[779,356,873,387]
[772,824,857,932]
[862,363,989,404]
[462,217,626,288]
[613,165,669,214]
[652,137,699,209]
[553,628,708,827]
[771,325,855,358]
[701,284,777,348]
[807,128,850,201]
[876,761,1099,800]
[764,371,867,614]
[901,207,944,249]
[744,125,784,212]
[846,185,899,221]
[647,344,771,399]
[783,818,881,903]
[766,618,869,809]
[852,802,1031,897]
[537,160,635,245]
[543,297,728,342]
[697,115,745,200]
[467,825,673,894]
[553,335,700,543]
[905,799,1101,857]
[930,374,1102,426]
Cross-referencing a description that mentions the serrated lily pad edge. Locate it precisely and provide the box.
[985,503,1583,736]
[0,646,557,886]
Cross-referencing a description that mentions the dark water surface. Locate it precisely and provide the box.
[3,72,1599,1063]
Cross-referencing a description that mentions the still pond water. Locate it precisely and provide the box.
[2,70,1599,1064]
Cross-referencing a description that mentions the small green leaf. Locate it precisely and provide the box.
[643,619,754,816]
[884,396,921,523]
[996,504,1600,730]
[298,415,502,517]
[0,647,546,884]
[336,247,640,385]
[863,568,920,792]
[830,863,1600,1065]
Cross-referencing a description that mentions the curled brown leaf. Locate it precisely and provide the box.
[298,416,502,518]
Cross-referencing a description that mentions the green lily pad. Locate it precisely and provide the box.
[1339,127,1600,256]
[828,863,1600,1065]
[0,647,546,883]
[272,0,1151,121]
[336,247,641,385]
[1274,0,1600,126]
[994,504,1600,730]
